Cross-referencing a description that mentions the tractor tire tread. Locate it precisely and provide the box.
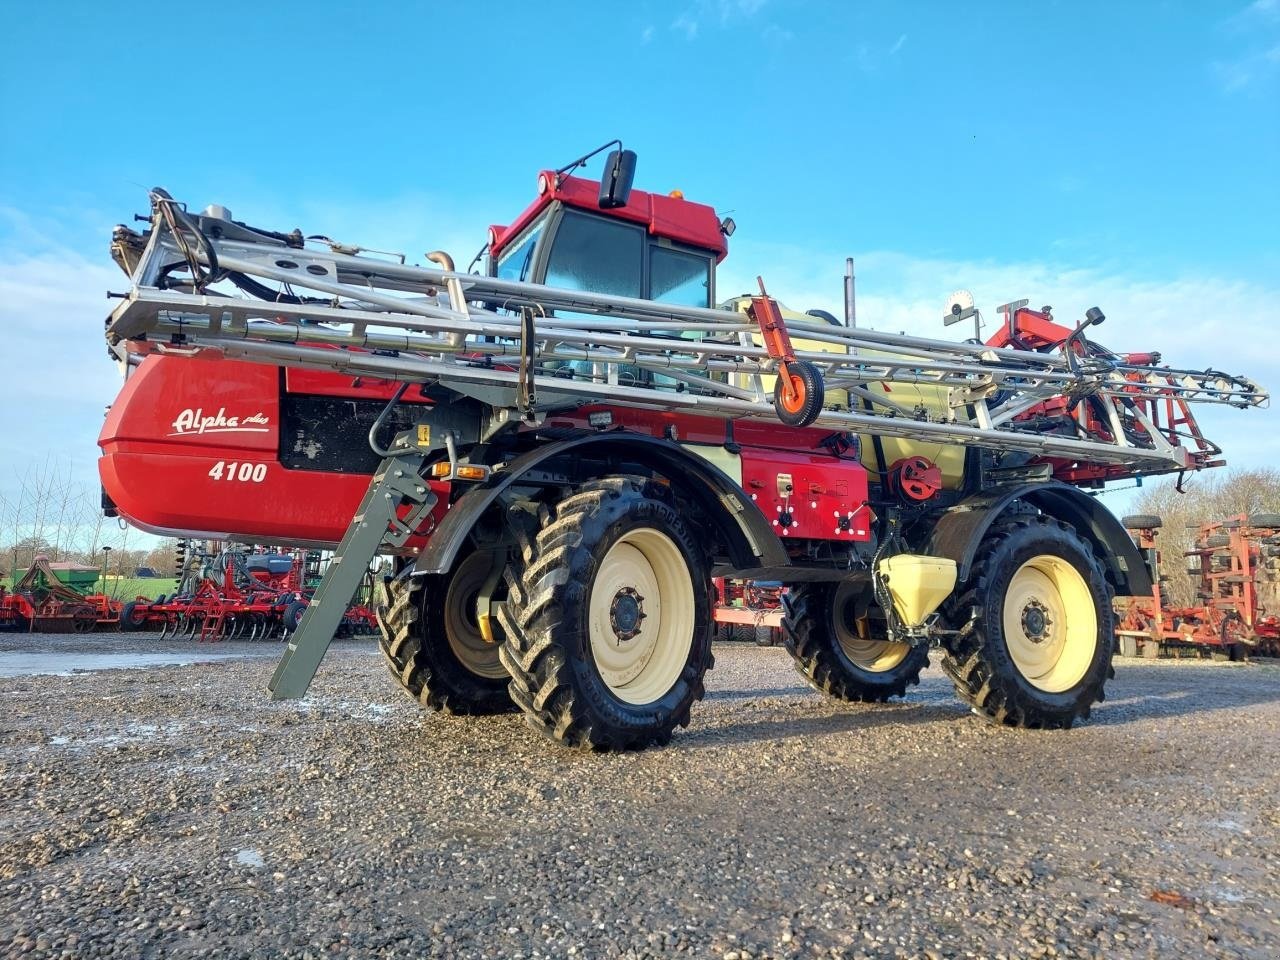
[377,571,515,716]
[940,515,1114,730]
[781,584,928,703]
[499,476,711,750]
[1121,514,1162,530]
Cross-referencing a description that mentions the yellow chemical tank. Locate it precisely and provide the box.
[722,297,966,490]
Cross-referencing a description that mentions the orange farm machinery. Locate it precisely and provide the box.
[96,142,1268,749]
[1116,514,1280,658]
[0,556,122,633]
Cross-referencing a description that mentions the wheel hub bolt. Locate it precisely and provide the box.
[609,587,646,643]
[1021,601,1052,642]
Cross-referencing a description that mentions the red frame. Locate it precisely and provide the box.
[490,172,727,262]
[1116,515,1280,656]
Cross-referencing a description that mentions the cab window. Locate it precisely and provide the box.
[496,221,543,283]
[544,213,644,298]
[651,246,711,309]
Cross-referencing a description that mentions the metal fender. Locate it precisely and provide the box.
[924,481,1153,597]
[414,433,788,576]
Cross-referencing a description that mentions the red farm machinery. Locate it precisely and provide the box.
[118,541,379,641]
[97,141,1267,749]
[713,577,784,646]
[0,556,122,633]
[1116,513,1280,659]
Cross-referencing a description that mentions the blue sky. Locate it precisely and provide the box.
[1,0,1278,541]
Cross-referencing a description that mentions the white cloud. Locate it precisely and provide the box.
[670,0,770,40]
[851,41,875,74]
[1214,0,1280,90]
[1237,0,1279,24]
[1212,42,1280,90]
[889,33,907,55]
[672,13,699,40]
[641,25,654,44]
[0,248,125,496]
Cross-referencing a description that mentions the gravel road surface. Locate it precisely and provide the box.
[2,633,1278,959]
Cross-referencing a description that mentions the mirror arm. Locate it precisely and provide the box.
[554,140,624,187]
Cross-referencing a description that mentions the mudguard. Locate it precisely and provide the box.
[925,481,1153,596]
[414,433,788,576]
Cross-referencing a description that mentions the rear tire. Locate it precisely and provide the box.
[782,581,928,702]
[754,624,775,647]
[941,515,1114,728]
[498,476,713,750]
[377,551,515,716]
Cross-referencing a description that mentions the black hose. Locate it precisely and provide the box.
[368,382,411,457]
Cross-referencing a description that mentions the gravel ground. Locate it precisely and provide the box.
[2,633,1278,960]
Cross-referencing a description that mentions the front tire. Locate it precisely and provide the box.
[498,476,713,750]
[782,581,929,702]
[941,515,1114,729]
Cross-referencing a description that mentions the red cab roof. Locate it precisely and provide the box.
[489,171,727,262]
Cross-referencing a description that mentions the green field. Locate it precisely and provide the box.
[1,576,178,600]
[96,577,180,600]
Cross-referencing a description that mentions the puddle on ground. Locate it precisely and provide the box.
[0,650,259,678]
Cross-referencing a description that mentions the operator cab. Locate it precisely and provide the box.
[485,158,730,388]
[486,162,729,311]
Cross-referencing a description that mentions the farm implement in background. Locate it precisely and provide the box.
[0,556,122,633]
[119,542,379,641]
[1116,514,1280,658]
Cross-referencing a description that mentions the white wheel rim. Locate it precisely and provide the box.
[832,582,911,673]
[588,528,695,705]
[1002,555,1097,693]
[445,553,506,680]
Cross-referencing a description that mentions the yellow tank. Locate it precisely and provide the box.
[722,297,967,490]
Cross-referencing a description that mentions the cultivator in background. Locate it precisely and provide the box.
[1116,513,1280,658]
[713,578,784,645]
[119,543,379,641]
[0,556,121,633]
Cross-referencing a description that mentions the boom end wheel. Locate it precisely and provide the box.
[773,360,824,427]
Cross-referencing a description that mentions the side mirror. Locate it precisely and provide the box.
[598,149,637,209]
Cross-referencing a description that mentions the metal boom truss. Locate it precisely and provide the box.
[105,191,1268,475]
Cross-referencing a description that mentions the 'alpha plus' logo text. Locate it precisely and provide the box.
[169,408,271,437]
